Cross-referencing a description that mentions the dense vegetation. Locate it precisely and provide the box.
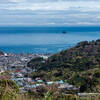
[0,73,19,100]
[28,39,100,92]
[28,39,100,71]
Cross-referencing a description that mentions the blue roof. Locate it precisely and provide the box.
[11,78,24,82]
[25,85,36,88]
[11,78,18,82]
[60,80,64,83]
[37,80,43,82]
[46,82,53,84]
[46,80,64,84]
[17,82,23,86]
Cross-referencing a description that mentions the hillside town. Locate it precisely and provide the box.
[0,52,79,93]
[0,52,51,73]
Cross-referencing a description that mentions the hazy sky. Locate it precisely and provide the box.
[0,0,100,26]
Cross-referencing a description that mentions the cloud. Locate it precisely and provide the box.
[1,1,100,11]
[0,0,100,26]
[1,0,100,3]
[9,0,27,3]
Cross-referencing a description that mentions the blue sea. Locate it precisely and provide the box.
[0,27,100,54]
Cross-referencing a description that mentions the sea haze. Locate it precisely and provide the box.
[0,27,100,54]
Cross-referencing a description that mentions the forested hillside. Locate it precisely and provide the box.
[28,39,100,71]
[28,39,100,92]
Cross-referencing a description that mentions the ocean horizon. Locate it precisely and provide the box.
[0,27,100,54]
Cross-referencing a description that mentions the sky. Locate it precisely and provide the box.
[0,0,100,26]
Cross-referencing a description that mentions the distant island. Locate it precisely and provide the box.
[62,31,67,34]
